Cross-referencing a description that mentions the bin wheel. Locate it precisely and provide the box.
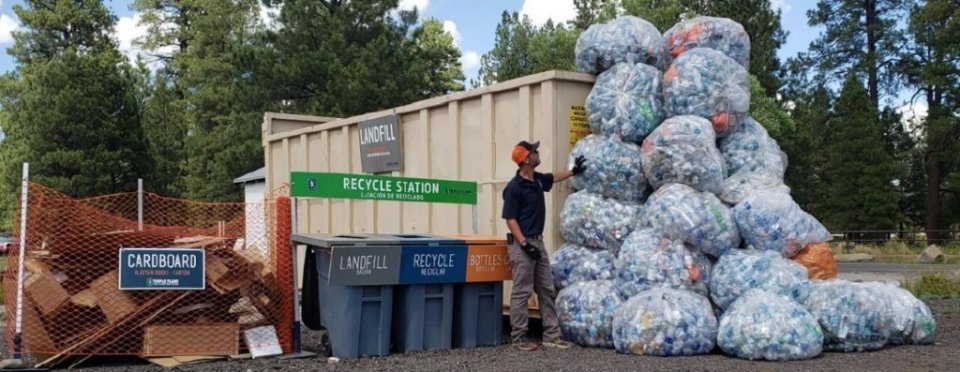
[320,331,332,357]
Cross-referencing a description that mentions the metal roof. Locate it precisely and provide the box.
[233,167,266,184]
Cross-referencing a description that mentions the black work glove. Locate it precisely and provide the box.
[520,240,542,260]
[572,155,588,175]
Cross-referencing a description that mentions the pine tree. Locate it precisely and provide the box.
[0,0,151,224]
[900,0,960,241]
[803,0,910,110]
[478,12,579,86]
[823,74,898,235]
[261,0,464,117]
[780,87,832,218]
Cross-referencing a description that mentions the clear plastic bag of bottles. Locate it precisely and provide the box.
[556,280,625,348]
[663,48,750,137]
[641,183,740,258]
[733,190,832,258]
[664,16,751,69]
[551,243,617,291]
[719,170,790,205]
[585,63,664,143]
[641,116,726,194]
[801,280,893,352]
[613,288,718,356]
[560,191,641,255]
[718,116,787,178]
[718,289,824,361]
[569,134,649,202]
[709,249,810,311]
[615,228,712,299]
[575,16,671,74]
[860,282,936,345]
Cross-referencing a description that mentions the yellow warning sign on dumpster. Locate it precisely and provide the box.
[568,105,590,150]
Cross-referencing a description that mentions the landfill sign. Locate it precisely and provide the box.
[291,171,477,205]
[568,105,590,149]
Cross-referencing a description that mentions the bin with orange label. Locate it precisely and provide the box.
[446,235,511,348]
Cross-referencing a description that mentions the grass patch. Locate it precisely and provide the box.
[903,273,960,299]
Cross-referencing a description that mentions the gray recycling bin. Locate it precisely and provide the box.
[294,233,466,358]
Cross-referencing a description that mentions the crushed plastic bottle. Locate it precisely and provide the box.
[664,16,751,69]
[718,116,787,178]
[556,280,625,348]
[801,280,893,352]
[640,116,726,194]
[641,183,740,258]
[551,243,617,291]
[575,16,671,74]
[615,228,712,298]
[860,281,936,345]
[709,249,811,311]
[733,190,832,258]
[613,287,718,356]
[560,191,641,255]
[585,63,664,143]
[719,170,791,205]
[569,134,649,203]
[663,48,750,136]
[717,288,823,361]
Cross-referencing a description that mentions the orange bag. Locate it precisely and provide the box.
[792,242,838,280]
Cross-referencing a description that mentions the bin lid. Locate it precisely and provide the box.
[441,234,507,245]
[291,233,403,247]
[367,233,465,245]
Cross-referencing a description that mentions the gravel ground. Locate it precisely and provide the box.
[41,298,959,372]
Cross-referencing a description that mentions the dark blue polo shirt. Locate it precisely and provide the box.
[501,171,555,237]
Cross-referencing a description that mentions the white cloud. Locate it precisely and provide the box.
[520,0,576,26]
[897,101,928,135]
[115,13,148,63]
[114,13,176,70]
[442,20,461,47]
[461,50,480,70]
[398,0,429,12]
[0,14,19,44]
[771,0,792,14]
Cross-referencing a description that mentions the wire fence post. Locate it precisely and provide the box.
[14,163,30,359]
[137,179,144,231]
[289,197,302,353]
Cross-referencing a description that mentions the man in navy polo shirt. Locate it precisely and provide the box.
[502,140,587,351]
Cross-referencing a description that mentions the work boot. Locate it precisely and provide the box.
[512,336,539,351]
[541,338,575,349]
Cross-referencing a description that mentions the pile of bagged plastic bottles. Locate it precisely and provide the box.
[551,15,936,360]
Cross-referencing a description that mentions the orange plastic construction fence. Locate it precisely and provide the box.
[2,183,294,361]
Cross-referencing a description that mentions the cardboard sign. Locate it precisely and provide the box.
[119,248,205,290]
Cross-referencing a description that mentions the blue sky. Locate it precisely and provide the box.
[0,0,924,121]
[0,0,813,81]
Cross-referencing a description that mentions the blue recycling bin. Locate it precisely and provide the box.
[453,281,504,348]
[378,234,464,353]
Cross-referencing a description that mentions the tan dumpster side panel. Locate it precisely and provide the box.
[264,71,597,304]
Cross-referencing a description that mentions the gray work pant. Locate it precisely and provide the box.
[508,237,561,342]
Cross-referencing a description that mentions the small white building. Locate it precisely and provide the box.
[234,167,267,257]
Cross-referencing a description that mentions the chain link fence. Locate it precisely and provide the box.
[1,183,294,365]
